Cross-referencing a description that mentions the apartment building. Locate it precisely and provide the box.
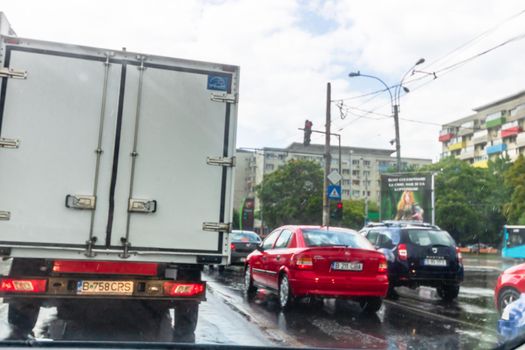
[439,90,525,167]
[233,143,432,211]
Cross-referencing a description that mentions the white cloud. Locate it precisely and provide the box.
[2,0,525,159]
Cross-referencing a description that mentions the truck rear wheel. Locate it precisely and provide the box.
[8,302,40,337]
[173,302,199,340]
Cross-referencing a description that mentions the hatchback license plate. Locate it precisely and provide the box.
[332,262,363,271]
[424,259,447,266]
[77,280,134,295]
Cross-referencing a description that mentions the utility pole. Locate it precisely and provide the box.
[323,82,331,226]
[393,105,401,172]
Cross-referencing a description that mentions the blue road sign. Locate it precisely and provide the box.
[327,184,342,200]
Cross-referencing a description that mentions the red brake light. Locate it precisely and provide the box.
[0,278,47,293]
[52,260,158,276]
[163,282,205,297]
[295,255,313,269]
[230,243,235,251]
[378,259,388,273]
[456,247,463,264]
[398,244,408,261]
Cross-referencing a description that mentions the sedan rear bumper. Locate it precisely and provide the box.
[288,270,389,298]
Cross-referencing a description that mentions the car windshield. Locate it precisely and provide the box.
[231,231,261,243]
[1,1,524,349]
[406,229,455,247]
[302,229,374,250]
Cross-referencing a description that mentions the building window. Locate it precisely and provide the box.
[352,190,360,197]
[265,164,274,171]
[342,179,350,185]
[363,160,371,167]
[343,190,350,196]
[352,170,359,176]
[363,170,371,177]
[352,180,360,186]
[342,169,350,175]
[352,159,360,165]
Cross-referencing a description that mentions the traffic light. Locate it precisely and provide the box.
[330,202,343,220]
[304,119,312,146]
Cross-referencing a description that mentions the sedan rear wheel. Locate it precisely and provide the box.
[498,287,521,314]
[360,297,382,313]
[279,274,294,310]
[244,266,257,299]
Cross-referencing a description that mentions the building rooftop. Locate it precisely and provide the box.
[473,90,525,112]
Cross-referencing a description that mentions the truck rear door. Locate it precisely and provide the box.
[0,39,238,260]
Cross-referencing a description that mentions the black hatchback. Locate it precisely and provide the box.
[360,224,464,300]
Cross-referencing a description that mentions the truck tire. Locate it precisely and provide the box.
[173,302,199,339]
[8,302,40,337]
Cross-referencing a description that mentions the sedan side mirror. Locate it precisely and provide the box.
[256,243,264,252]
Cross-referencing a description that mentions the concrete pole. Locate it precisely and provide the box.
[323,83,331,226]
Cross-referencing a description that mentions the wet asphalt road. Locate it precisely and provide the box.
[0,258,518,349]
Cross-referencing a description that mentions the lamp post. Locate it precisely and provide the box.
[348,58,425,172]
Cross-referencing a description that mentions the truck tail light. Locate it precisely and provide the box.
[398,244,408,261]
[378,260,388,273]
[52,260,158,276]
[163,282,205,297]
[295,255,313,269]
[0,278,47,293]
[456,247,463,264]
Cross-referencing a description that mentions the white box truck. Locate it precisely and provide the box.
[0,13,238,338]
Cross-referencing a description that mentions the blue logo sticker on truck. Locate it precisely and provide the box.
[207,75,229,91]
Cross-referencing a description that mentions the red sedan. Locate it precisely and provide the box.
[244,225,389,312]
[495,263,525,313]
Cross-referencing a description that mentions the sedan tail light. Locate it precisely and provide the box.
[398,244,408,261]
[378,260,388,273]
[294,255,313,269]
[456,247,463,264]
[0,278,47,293]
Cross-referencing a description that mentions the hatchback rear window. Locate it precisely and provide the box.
[406,229,455,247]
[302,229,374,250]
[231,232,261,243]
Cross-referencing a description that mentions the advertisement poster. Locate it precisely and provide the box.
[380,174,432,223]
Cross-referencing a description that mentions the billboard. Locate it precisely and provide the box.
[380,174,432,223]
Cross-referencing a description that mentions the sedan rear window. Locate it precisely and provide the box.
[406,229,455,247]
[302,229,374,250]
[231,232,261,243]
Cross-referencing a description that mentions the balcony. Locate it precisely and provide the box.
[458,121,475,136]
[448,141,465,151]
[517,132,525,147]
[472,159,488,168]
[486,143,507,155]
[501,121,521,138]
[472,130,488,144]
[485,117,505,129]
[459,149,475,160]
[438,132,454,142]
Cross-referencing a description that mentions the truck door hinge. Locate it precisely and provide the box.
[210,92,237,104]
[206,156,235,167]
[0,211,11,221]
[0,67,27,79]
[128,199,157,213]
[202,222,231,233]
[0,138,20,149]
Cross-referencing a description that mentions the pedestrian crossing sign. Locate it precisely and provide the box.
[327,184,341,200]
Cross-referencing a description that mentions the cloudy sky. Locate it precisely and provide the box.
[2,0,525,161]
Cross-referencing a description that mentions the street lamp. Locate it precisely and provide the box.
[348,58,425,172]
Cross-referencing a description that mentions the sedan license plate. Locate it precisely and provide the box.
[332,262,363,271]
[77,280,134,295]
[424,258,447,267]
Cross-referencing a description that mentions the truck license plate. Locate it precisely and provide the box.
[424,259,447,266]
[77,280,134,295]
[332,262,363,271]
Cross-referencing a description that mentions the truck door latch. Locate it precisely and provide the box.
[0,138,20,149]
[128,199,157,213]
[65,195,96,210]
[202,222,231,233]
[0,67,27,79]
[0,211,10,221]
[206,156,235,167]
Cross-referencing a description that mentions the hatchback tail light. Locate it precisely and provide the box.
[398,244,408,261]
[0,278,47,293]
[456,247,463,264]
[294,255,313,269]
[163,282,205,297]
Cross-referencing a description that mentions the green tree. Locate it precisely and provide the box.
[341,199,379,230]
[504,154,525,225]
[256,160,323,228]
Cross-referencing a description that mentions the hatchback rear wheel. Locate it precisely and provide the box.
[498,287,521,314]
